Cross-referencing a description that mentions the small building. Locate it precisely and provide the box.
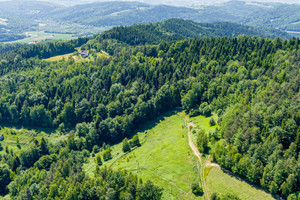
[30,40,41,44]
[0,134,4,141]
[80,50,89,58]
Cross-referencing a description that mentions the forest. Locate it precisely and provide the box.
[0,23,299,199]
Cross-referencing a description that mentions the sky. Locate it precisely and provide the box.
[1,0,300,6]
[62,0,300,5]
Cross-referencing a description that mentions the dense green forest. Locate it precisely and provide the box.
[0,43,28,54]
[99,19,290,46]
[0,21,300,199]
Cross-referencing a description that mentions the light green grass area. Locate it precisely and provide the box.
[112,112,200,200]
[190,115,218,134]
[82,131,148,178]
[83,112,201,200]
[7,31,74,44]
[189,114,218,146]
[0,126,59,156]
[206,166,275,200]
[44,53,75,62]
[44,50,110,63]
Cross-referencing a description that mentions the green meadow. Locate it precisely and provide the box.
[83,112,201,200]
[206,166,275,200]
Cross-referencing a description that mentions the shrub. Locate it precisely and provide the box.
[103,147,112,161]
[96,155,102,165]
[191,182,203,195]
[189,109,200,117]
[92,145,100,154]
[199,102,212,117]
[122,138,131,153]
[211,193,218,200]
[209,118,216,126]
[132,135,140,147]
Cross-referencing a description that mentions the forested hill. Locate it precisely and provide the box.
[98,19,290,45]
[0,21,299,199]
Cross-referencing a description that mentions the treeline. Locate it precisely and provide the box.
[0,43,28,54]
[0,32,299,198]
[96,19,290,46]
[0,136,162,199]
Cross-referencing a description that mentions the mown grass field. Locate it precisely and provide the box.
[112,112,200,200]
[83,111,276,200]
[83,111,201,200]
[206,166,275,200]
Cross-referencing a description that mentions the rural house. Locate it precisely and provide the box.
[80,50,89,57]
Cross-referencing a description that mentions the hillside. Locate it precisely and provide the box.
[0,20,299,199]
[97,19,290,46]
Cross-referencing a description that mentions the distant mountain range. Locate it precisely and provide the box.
[44,1,300,30]
[0,0,299,42]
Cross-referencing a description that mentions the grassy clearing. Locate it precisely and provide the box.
[190,115,218,134]
[82,131,148,178]
[112,112,200,200]
[188,114,218,148]
[0,126,59,156]
[206,166,275,200]
[7,31,74,44]
[83,112,201,200]
[44,50,110,63]
[44,53,74,62]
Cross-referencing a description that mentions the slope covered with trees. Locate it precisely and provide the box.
[98,18,290,46]
[0,21,299,199]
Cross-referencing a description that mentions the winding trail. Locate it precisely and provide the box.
[187,122,202,163]
[185,116,210,200]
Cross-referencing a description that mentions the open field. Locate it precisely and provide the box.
[206,166,275,200]
[83,111,201,200]
[82,112,277,200]
[7,31,75,44]
[111,112,200,200]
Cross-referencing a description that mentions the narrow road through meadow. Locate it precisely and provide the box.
[185,116,210,200]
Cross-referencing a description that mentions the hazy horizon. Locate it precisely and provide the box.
[1,0,299,6]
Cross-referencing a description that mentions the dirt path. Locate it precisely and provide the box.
[185,116,210,200]
[205,155,221,169]
[187,121,202,163]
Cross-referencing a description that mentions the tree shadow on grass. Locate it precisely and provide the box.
[220,168,281,200]
[128,110,180,139]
